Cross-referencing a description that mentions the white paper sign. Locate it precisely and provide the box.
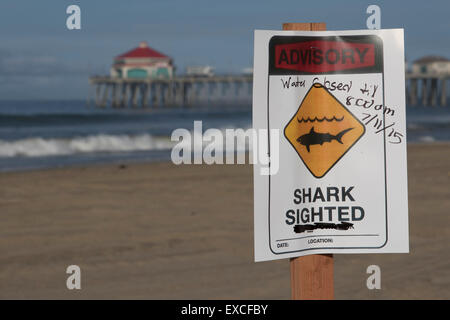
[253,29,409,262]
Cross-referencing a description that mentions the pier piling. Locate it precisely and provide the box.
[89,75,253,108]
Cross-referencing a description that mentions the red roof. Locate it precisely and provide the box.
[116,42,169,59]
[414,55,449,64]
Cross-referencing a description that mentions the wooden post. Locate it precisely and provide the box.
[441,78,447,107]
[411,78,418,106]
[101,83,109,108]
[431,78,438,107]
[283,22,334,300]
[421,78,428,106]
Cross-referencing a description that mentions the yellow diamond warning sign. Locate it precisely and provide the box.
[284,83,365,178]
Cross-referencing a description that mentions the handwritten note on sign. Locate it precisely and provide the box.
[253,29,409,262]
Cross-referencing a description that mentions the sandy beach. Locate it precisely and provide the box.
[0,143,449,299]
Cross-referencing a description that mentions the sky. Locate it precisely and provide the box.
[0,0,448,100]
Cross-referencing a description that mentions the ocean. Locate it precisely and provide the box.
[0,100,449,171]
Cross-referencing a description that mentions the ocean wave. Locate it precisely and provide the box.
[407,123,424,130]
[297,116,344,123]
[407,121,450,131]
[0,125,254,158]
[417,135,436,143]
[0,113,143,127]
[0,134,175,158]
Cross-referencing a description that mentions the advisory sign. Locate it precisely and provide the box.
[253,29,409,262]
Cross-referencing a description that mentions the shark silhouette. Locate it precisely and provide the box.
[297,127,353,152]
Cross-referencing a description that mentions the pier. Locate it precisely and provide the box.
[88,75,253,108]
[89,73,449,108]
[406,73,449,107]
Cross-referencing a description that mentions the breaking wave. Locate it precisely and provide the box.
[417,135,436,143]
[0,134,175,158]
[0,125,254,158]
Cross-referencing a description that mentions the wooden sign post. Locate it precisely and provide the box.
[283,22,334,300]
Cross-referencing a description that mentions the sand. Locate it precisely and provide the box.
[0,143,449,299]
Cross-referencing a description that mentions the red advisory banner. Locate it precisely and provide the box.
[274,40,375,73]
